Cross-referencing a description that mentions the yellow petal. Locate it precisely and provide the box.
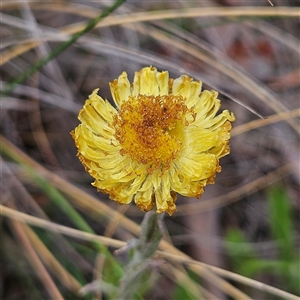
[169,166,205,198]
[172,75,202,108]
[109,72,131,108]
[74,124,117,153]
[176,153,219,181]
[132,66,168,96]
[194,90,220,122]
[156,70,169,95]
[185,127,219,153]
[154,172,177,215]
[78,90,117,138]
[135,176,155,212]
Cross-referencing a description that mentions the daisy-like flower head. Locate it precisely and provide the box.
[71,66,235,216]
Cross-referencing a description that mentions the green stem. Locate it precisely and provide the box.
[116,211,165,300]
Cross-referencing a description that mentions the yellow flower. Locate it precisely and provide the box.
[71,66,235,215]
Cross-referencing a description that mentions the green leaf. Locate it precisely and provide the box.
[225,228,256,258]
[268,185,294,261]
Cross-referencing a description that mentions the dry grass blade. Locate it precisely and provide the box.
[185,261,252,299]
[5,3,298,22]
[162,241,252,299]
[160,264,208,299]
[27,74,61,168]
[2,205,297,300]
[1,2,298,299]
[2,157,94,275]
[245,20,300,53]
[1,39,39,65]
[1,0,125,95]
[27,3,300,65]
[6,204,64,299]
[0,204,125,249]
[231,108,300,137]
[103,205,131,238]
[23,226,82,295]
[158,252,300,300]
[0,82,80,112]
[2,6,299,64]
[1,5,298,133]
[177,163,294,215]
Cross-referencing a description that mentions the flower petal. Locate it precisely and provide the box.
[73,124,117,153]
[132,66,168,96]
[169,166,205,198]
[175,153,220,182]
[78,89,117,138]
[185,127,219,154]
[154,172,177,215]
[172,75,202,108]
[135,175,155,212]
[194,90,220,121]
[156,69,169,95]
[109,72,131,108]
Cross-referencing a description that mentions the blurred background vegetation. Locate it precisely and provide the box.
[1,1,299,299]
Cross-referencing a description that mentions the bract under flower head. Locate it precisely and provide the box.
[71,66,235,215]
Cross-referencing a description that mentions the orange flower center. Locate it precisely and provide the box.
[113,94,190,173]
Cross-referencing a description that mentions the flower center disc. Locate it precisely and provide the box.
[113,94,189,172]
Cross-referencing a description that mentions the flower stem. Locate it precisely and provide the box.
[116,211,165,299]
